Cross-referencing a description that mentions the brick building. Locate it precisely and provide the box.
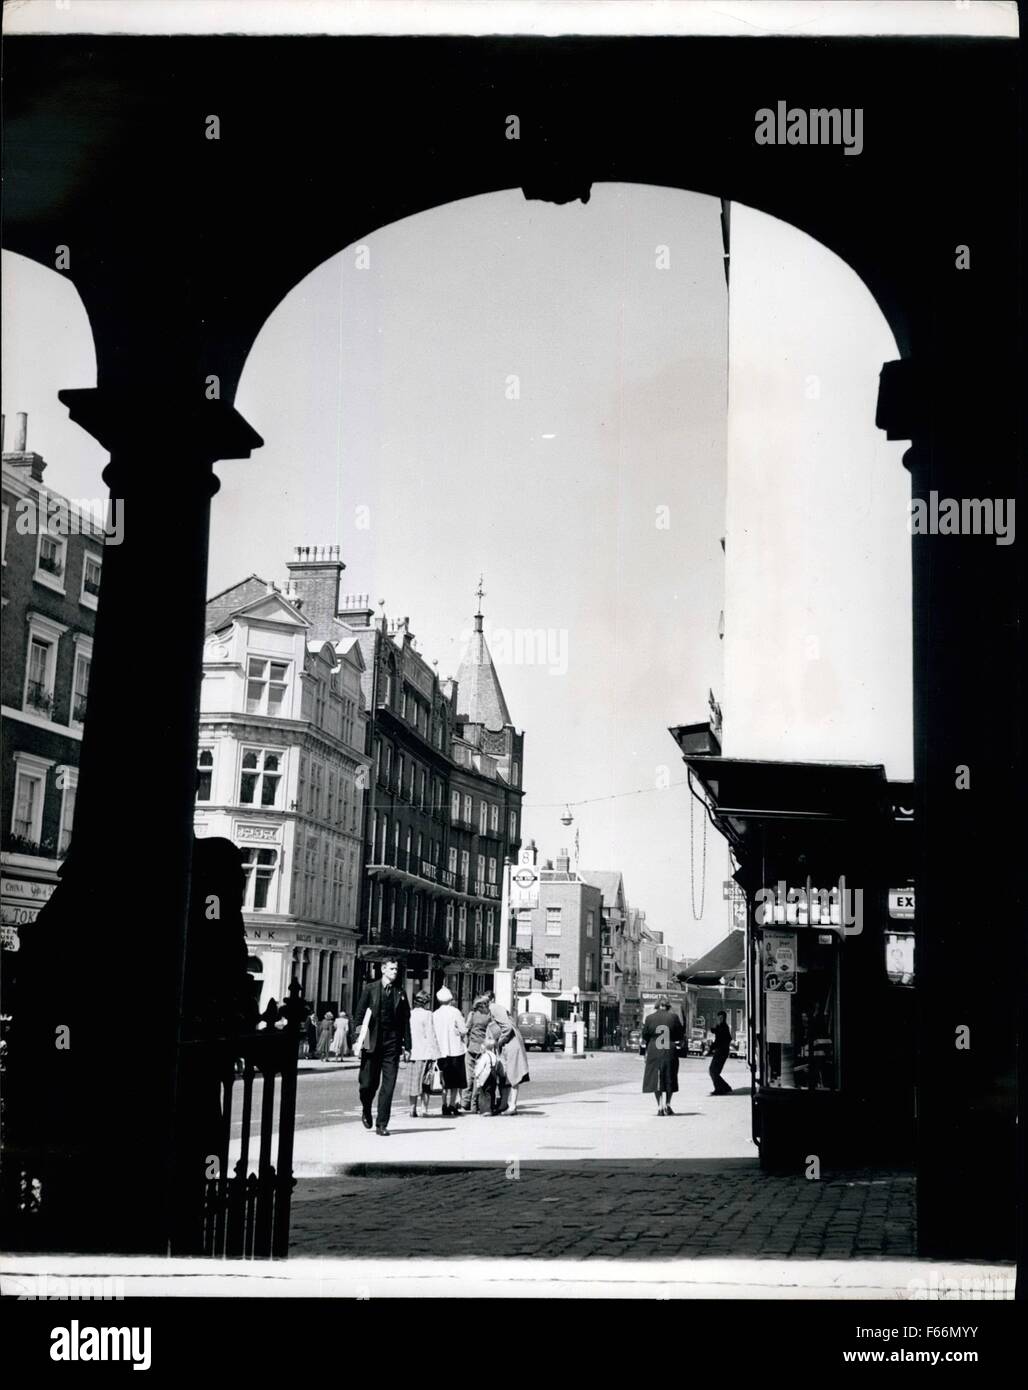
[196,560,371,1014]
[514,850,605,1045]
[1,419,102,955]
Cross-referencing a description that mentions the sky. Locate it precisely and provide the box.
[2,181,912,959]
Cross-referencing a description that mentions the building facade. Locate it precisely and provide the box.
[195,571,370,1013]
[277,553,525,1010]
[514,850,605,1045]
[1,424,101,961]
[578,869,629,1045]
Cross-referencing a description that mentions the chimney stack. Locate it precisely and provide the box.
[2,411,47,482]
[555,849,570,874]
[283,544,345,641]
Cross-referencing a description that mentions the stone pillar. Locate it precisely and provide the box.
[877,357,1018,1261]
[8,388,263,1254]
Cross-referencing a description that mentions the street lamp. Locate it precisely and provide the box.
[560,804,574,827]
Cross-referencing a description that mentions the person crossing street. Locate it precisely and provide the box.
[354,959,412,1135]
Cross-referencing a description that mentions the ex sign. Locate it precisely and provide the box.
[888,888,915,920]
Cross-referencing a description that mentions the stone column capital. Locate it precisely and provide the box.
[58,387,263,465]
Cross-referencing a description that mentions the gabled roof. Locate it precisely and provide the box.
[455,616,512,730]
[577,870,626,909]
[681,930,745,981]
[227,590,308,628]
[205,575,269,632]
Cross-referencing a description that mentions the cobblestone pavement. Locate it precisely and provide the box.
[289,1160,916,1260]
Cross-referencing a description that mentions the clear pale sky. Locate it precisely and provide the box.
[2,182,911,958]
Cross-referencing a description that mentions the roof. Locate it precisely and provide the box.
[681,930,745,982]
[577,870,625,908]
[455,618,512,730]
[205,575,270,632]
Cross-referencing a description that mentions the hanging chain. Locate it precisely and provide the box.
[690,780,707,921]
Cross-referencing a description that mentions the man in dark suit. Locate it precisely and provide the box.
[354,958,411,1135]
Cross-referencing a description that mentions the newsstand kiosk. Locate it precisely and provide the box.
[677,757,916,1172]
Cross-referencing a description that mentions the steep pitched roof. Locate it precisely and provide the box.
[577,870,625,909]
[455,615,512,730]
[205,575,270,632]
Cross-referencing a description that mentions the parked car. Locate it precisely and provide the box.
[519,1011,558,1051]
[627,1027,643,1052]
[687,1028,708,1057]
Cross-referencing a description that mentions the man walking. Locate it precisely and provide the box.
[709,1010,734,1096]
[354,959,411,1135]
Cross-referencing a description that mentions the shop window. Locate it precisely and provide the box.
[758,928,839,1091]
[885,931,915,987]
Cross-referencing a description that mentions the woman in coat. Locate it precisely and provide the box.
[487,992,530,1115]
[462,994,493,1113]
[642,997,684,1115]
[432,986,468,1116]
[316,1011,335,1059]
[407,990,440,1117]
[330,1009,350,1058]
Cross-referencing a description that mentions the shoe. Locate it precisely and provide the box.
[361,1111,373,1129]
[410,1106,418,1117]
[375,1125,390,1136]
[665,1105,675,1115]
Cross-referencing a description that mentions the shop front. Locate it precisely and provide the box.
[680,757,915,1171]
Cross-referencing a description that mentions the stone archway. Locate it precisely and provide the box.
[2,32,1018,1261]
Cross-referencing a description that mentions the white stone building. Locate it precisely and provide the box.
[194,577,370,1013]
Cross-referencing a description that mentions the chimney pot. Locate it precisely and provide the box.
[12,412,28,452]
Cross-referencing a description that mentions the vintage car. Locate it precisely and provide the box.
[518,1011,558,1051]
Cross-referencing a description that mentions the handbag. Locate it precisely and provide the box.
[429,1061,444,1093]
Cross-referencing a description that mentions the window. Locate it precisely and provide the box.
[477,853,486,885]
[450,790,461,821]
[446,901,455,943]
[397,754,405,796]
[383,744,393,785]
[460,849,470,886]
[509,811,517,841]
[57,766,78,855]
[80,551,102,609]
[463,794,472,825]
[405,828,412,870]
[490,803,499,833]
[196,748,214,801]
[586,911,594,938]
[400,687,408,720]
[544,953,561,990]
[458,904,467,947]
[479,801,488,834]
[245,657,288,715]
[23,612,67,719]
[602,960,613,989]
[35,530,67,592]
[393,821,400,865]
[71,639,91,726]
[1,503,7,564]
[310,760,323,816]
[511,761,520,787]
[488,857,497,884]
[515,909,533,947]
[546,906,562,936]
[242,846,278,910]
[239,749,283,807]
[586,953,595,988]
[419,769,426,810]
[759,928,839,1092]
[371,811,378,860]
[408,760,416,801]
[11,752,53,846]
[448,847,458,874]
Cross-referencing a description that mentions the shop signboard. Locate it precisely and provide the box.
[888,887,915,920]
[511,862,539,909]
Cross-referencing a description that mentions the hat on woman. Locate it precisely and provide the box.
[413,990,431,1008]
[435,987,453,1004]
